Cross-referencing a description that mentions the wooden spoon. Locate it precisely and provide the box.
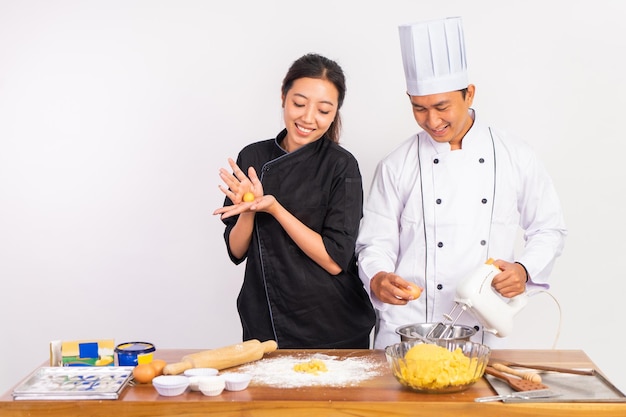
[484,366,549,392]
[492,363,542,383]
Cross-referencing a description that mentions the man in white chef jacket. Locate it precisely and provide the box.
[355,17,567,349]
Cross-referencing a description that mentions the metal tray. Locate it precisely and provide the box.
[12,366,134,400]
[485,369,626,403]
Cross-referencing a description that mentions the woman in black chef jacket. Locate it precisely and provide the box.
[213,53,375,349]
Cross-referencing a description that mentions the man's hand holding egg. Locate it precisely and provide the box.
[406,283,423,301]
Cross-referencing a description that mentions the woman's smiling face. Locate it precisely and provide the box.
[281,77,339,152]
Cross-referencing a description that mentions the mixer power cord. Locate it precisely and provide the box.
[526,289,562,349]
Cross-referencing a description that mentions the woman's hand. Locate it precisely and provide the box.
[213,158,269,219]
[215,194,277,219]
[217,158,260,203]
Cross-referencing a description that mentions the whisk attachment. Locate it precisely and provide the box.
[426,304,467,339]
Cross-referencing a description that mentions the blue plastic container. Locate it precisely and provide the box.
[114,342,156,366]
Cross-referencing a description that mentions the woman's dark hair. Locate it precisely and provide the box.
[281,53,346,144]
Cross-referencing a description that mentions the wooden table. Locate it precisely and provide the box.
[1,349,625,417]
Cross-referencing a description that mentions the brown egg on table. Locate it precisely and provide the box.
[133,363,157,384]
[151,359,167,376]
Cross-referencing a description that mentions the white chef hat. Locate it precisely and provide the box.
[398,16,469,96]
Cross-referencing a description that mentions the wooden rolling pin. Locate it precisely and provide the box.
[163,339,278,375]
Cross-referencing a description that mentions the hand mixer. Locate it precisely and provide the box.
[427,258,529,339]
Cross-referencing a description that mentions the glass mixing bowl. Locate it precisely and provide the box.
[385,339,491,393]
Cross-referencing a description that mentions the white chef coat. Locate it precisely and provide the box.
[356,110,567,349]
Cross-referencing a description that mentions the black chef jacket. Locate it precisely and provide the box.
[221,130,375,348]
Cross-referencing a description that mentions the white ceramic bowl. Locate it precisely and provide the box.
[184,368,219,391]
[198,375,225,397]
[222,373,252,391]
[152,375,190,397]
[184,368,219,377]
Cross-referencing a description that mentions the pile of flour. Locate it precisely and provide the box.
[236,353,385,388]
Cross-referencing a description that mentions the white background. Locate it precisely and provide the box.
[1,0,625,396]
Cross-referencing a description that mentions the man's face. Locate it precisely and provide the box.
[409,85,475,150]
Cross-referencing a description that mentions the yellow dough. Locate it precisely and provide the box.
[399,343,478,389]
[293,359,328,375]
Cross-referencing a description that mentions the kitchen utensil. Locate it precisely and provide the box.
[492,363,542,383]
[484,366,548,391]
[427,259,528,339]
[493,361,595,376]
[396,323,475,343]
[223,372,252,391]
[198,375,225,397]
[400,328,434,344]
[152,375,190,396]
[475,388,560,402]
[163,339,277,375]
[184,367,219,377]
[184,368,219,391]
[385,339,491,393]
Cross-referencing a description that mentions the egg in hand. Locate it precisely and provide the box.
[406,282,423,300]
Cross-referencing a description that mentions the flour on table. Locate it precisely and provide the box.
[236,353,385,388]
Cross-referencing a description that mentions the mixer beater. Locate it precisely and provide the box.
[426,258,529,340]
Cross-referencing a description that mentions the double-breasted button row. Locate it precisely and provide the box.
[434,197,489,205]
[433,154,491,289]
[437,240,488,248]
